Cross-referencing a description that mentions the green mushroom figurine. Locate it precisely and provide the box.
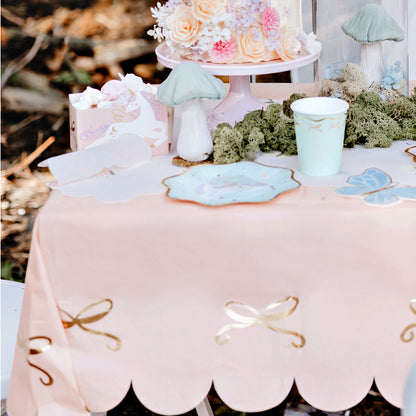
[157,62,226,162]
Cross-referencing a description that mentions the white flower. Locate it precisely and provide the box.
[150,2,171,26]
[119,74,157,97]
[298,32,321,55]
[73,87,104,109]
[147,25,165,42]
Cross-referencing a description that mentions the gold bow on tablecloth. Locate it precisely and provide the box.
[400,299,416,343]
[18,335,54,386]
[60,299,121,351]
[216,296,305,348]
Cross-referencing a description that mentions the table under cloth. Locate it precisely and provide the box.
[7,91,416,416]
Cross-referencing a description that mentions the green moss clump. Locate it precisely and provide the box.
[210,89,415,162]
[261,117,297,154]
[387,96,416,140]
[319,63,367,102]
[262,103,283,125]
[344,89,416,147]
[353,90,389,113]
[211,122,265,164]
[210,96,301,164]
[211,123,243,164]
[282,93,307,117]
[410,87,416,104]
[345,105,400,148]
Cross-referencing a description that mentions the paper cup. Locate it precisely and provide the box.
[291,97,349,176]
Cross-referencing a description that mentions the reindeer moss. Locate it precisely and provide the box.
[319,63,367,102]
[353,90,389,113]
[211,123,243,165]
[345,107,397,148]
[344,90,416,147]
[210,95,300,164]
[282,93,307,117]
[210,90,416,163]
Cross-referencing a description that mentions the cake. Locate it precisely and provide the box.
[148,0,320,64]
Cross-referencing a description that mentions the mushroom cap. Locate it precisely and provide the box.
[342,4,404,43]
[157,61,226,106]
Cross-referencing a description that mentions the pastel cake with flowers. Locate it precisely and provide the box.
[148,0,320,64]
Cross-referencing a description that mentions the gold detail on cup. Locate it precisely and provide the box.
[400,299,416,343]
[309,123,322,132]
[60,299,121,351]
[18,335,54,386]
[294,114,345,132]
[216,296,305,348]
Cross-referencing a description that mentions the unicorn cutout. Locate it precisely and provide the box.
[87,76,168,151]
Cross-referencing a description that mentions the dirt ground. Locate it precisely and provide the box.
[0,1,403,415]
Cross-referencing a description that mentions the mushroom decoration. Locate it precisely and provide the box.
[157,62,226,162]
[341,4,404,87]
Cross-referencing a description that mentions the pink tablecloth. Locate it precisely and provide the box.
[7,82,416,416]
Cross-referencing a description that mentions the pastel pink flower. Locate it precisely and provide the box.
[262,6,280,33]
[210,38,237,63]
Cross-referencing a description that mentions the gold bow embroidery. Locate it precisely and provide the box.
[60,299,121,351]
[216,296,305,348]
[400,299,416,343]
[18,335,54,386]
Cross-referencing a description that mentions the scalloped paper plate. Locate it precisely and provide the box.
[163,161,300,206]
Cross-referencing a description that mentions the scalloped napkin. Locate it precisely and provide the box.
[40,134,184,202]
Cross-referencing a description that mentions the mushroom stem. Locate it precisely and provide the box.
[177,100,213,162]
[360,41,384,86]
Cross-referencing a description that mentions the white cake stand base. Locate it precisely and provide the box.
[156,43,320,129]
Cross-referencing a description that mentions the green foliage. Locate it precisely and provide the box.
[344,90,416,147]
[353,90,389,113]
[388,97,416,140]
[346,105,398,148]
[1,261,25,283]
[282,93,307,118]
[410,87,416,104]
[54,70,92,86]
[211,96,301,164]
[211,89,416,162]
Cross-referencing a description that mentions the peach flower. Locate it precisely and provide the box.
[166,4,202,47]
[191,0,227,22]
[275,25,301,61]
[237,28,279,63]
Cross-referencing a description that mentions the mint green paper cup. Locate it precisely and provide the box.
[291,97,349,176]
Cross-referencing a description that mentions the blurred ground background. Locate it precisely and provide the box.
[0,1,402,415]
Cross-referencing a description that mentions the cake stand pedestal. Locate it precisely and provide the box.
[156,43,320,129]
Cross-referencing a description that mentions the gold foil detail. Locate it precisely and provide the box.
[216,297,305,348]
[60,299,121,351]
[400,299,416,343]
[405,146,416,163]
[295,114,345,132]
[18,335,54,386]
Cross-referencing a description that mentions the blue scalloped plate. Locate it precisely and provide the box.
[163,161,301,206]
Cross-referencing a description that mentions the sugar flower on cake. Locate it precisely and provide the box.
[192,0,228,23]
[275,25,301,61]
[166,4,202,47]
[238,27,278,62]
[297,31,321,56]
[262,6,280,33]
[210,37,237,62]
